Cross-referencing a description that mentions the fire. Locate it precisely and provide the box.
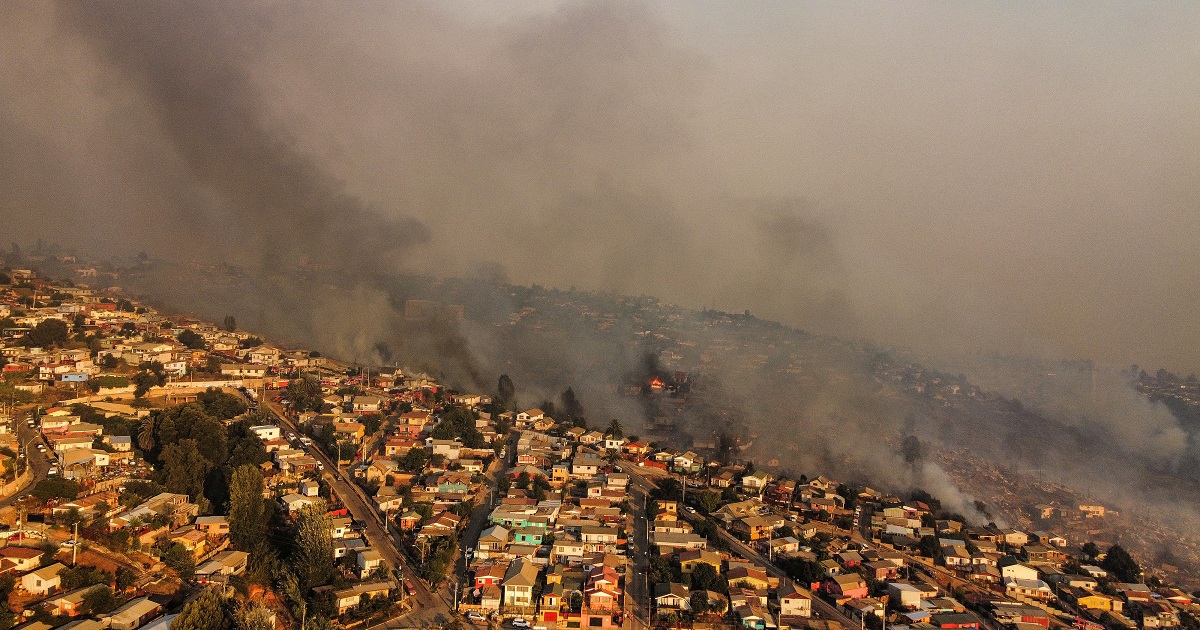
[649,377,664,389]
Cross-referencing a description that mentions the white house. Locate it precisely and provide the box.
[250,425,282,441]
[22,562,65,596]
[779,582,813,618]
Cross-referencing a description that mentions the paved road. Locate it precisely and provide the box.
[1,413,51,508]
[626,473,653,630]
[264,402,450,624]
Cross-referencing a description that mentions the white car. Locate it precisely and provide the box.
[60,539,81,548]
[467,612,487,623]
[511,618,531,629]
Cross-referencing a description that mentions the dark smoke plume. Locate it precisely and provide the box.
[55,2,430,269]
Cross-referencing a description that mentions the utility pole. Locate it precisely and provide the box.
[72,522,79,566]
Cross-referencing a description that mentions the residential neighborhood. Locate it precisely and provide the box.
[0,265,1197,630]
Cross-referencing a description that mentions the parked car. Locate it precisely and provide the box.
[404,580,417,596]
[60,539,80,548]
[468,612,487,623]
[511,618,531,629]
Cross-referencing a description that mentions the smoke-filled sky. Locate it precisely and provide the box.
[2,1,1198,370]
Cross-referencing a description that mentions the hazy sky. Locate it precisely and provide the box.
[2,1,1197,369]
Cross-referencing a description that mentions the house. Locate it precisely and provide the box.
[930,612,981,629]
[734,516,774,541]
[323,581,398,615]
[195,551,250,583]
[741,470,772,493]
[727,566,771,590]
[474,562,509,589]
[571,456,603,479]
[249,425,282,441]
[45,585,105,617]
[513,526,544,545]
[351,396,382,413]
[1003,577,1055,602]
[22,562,65,596]
[845,598,886,620]
[1000,560,1039,581]
[169,527,209,558]
[333,538,368,560]
[334,422,366,444]
[778,582,813,618]
[650,532,707,552]
[478,524,510,555]
[823,574,868,600]
[679,549,723,574]
[357,549,384,579]
[107,597,165,630]
[221,364,267,378]
[195,515,230,540]
[863,560,901,580]
[516,409,544,427]
[990,602,1051,628]
[503,558,539,608]
[735,603,776,630]
[280,493,317,514]
[654,582,692,612]
[105,435,133,452]
[479,585,503,612]
[0,546,42,573]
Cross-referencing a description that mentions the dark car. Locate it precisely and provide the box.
[404,580,417,596]
[351,519,367,531]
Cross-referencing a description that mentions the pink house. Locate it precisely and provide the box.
[824,575,869,600]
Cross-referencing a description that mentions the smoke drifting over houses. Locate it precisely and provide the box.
[2,1,1200,546]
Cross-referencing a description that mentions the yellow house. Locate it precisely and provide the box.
[1077,593,1122,613]
[334,422,366,444]
[169,527,209,559]
[679,549,723,574]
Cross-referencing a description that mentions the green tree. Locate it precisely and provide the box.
[163,542,196,580]
[690,562,721,592]
[82,585,120,615]
[295,501,334,589]
[223,315,237,332]
[690,591,709,616]
[133,371,158,398]
[606,418,623,439]
[161,439,211,500]
[197,388,247,420]
[0,573,15,629]
[287,376,324,413]
[695,490,721,514]
[177,330,206,349]
[26,319,69,348]
[396,448,428,473]
[229,465,267,551]
[235,602,275,630]
[32,478,81,501]
[1100,545,1142,583]
[173,586,227,630]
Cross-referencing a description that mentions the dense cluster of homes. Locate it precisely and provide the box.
[460,423,635,629]
[625,454,1200,630]
[0,487,249,628]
